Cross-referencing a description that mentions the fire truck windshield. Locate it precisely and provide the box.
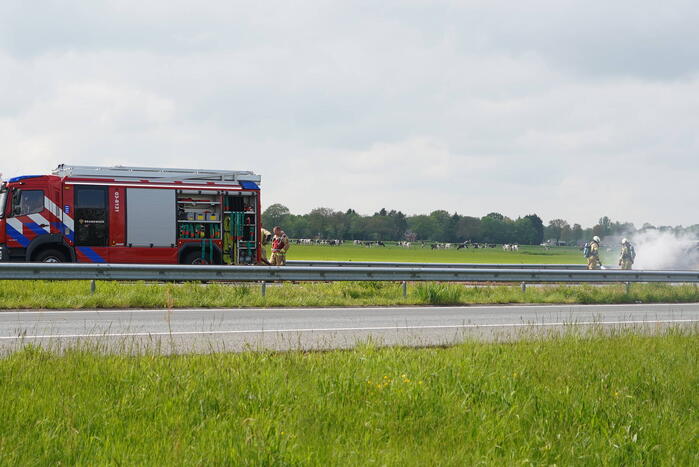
[0,183,7,219]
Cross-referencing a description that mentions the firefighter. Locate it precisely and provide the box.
[586,235,601,270]
[618,238,635,270]
[258,228,272,265]
[270,226,290,266]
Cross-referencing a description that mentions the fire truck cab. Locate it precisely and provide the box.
[0,165,262,265]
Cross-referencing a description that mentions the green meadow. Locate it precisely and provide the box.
[284,243,584,264]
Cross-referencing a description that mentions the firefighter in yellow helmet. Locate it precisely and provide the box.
[618,238,635,270]
[586,235,601,270]
[258,228,272,265]
[270,226,290,266]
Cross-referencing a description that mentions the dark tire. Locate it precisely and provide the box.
[35,249,67,263]
[182,250,211,265]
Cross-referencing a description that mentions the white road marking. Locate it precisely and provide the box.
[2,319,698,340]
[3,302,698,315]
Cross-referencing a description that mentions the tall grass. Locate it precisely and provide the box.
[414,283,463,304]
[2,280,699,309]
[0,331,697,464]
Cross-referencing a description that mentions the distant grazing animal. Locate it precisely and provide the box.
[362,241,385,247]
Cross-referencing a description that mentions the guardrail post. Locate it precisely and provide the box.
[520,281,526,293]
[401,281,407,298]
[90,280,96,295]
[625,282,631,294]
[261,281,266,297]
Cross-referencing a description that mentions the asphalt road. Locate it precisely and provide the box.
[1,303,698,354]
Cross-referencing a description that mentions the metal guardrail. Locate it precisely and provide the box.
[1,263,698,284]
[287,260,586,270]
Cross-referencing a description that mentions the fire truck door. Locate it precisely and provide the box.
[4,184,53,249]
[74,186,108,247]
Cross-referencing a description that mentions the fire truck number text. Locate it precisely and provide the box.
[113,191,120,213]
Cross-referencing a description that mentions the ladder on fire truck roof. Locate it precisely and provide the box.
[52,164,261,184]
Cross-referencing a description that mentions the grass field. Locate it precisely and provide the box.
[3,280,699,309]
[0,331,697,464]
[0,245,682,309]
[285,244,586,264]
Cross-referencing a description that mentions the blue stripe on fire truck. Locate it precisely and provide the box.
[24,222,48,237]
[76,247,106,263]
[6,224,30,247]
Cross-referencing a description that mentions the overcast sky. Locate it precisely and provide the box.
[1,1,698,227]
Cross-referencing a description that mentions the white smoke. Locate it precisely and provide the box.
[624,230,699,270]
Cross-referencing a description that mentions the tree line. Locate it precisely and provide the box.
[262,205,699,245]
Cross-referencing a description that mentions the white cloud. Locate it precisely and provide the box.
[1,1,698,227]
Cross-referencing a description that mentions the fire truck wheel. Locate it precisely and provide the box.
[182,251,211,265]
[35,249,67,263]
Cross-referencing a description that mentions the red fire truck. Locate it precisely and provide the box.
[0,165,262,264]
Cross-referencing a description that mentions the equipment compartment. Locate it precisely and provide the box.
[222,192,258,264]
[176,191,222,240]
